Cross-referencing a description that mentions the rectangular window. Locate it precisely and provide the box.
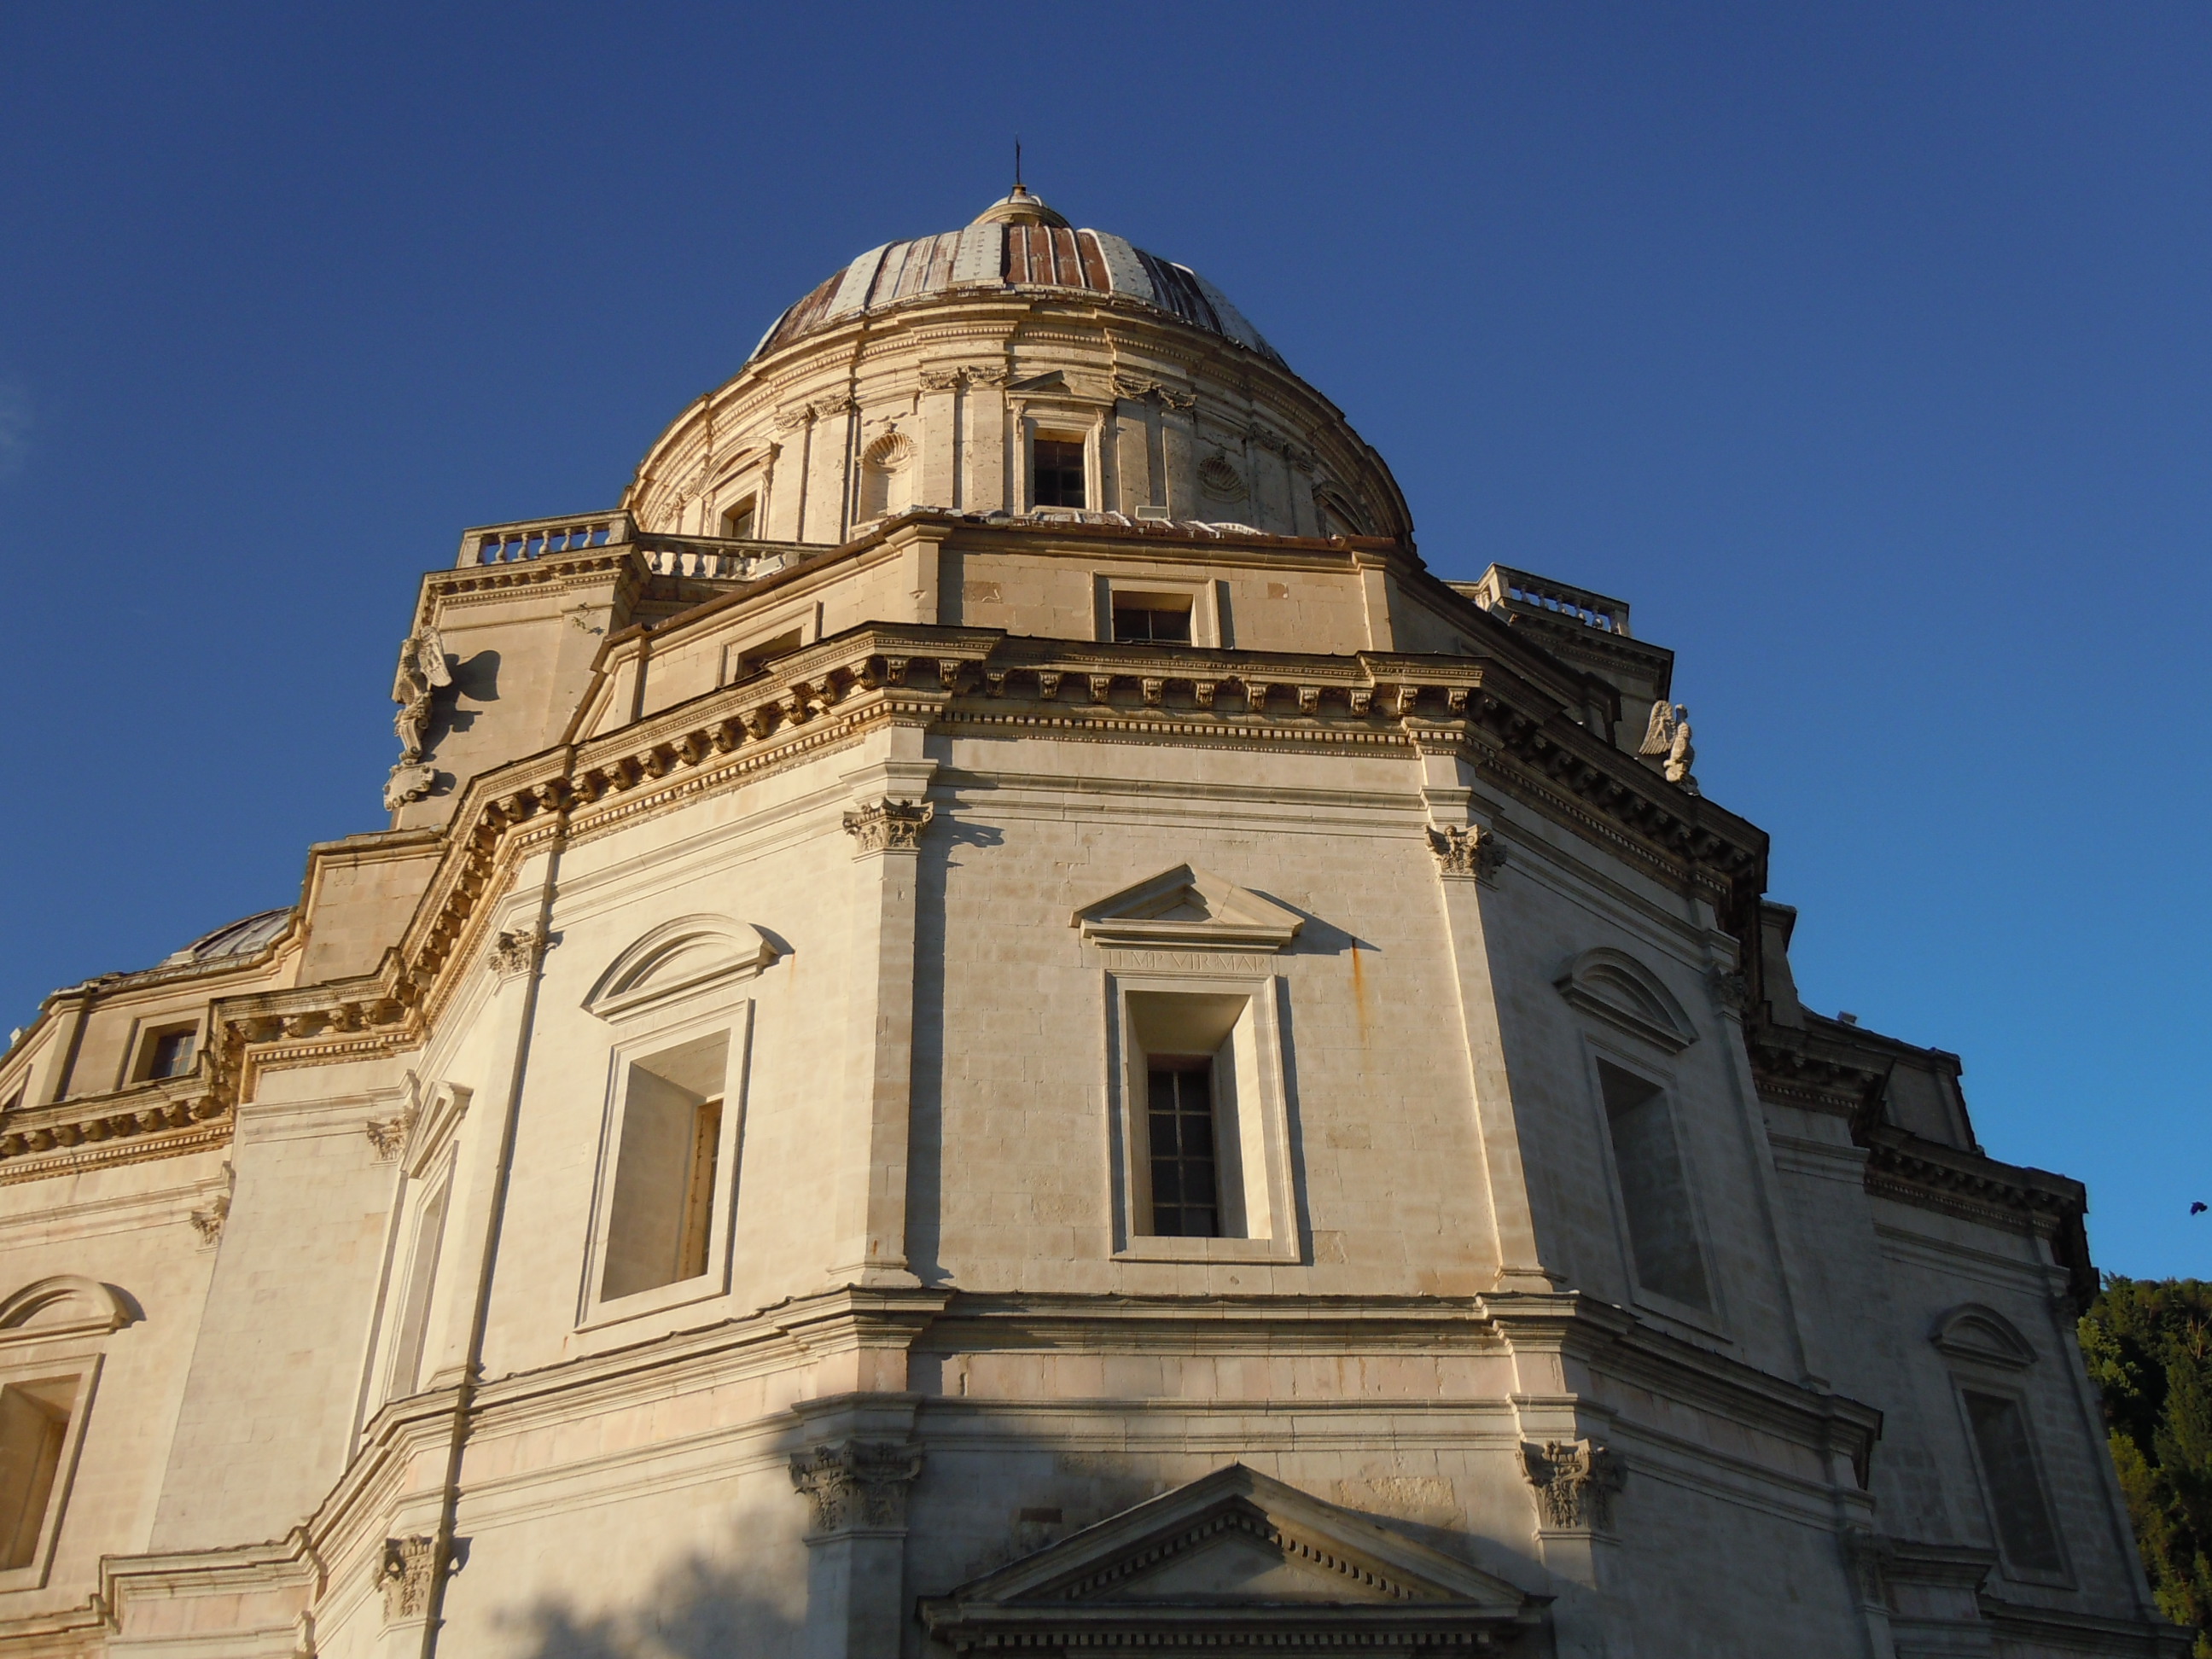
[134,1025,196,1083]
[1033,437,1086,508]
[721,495,758,539]
[0,1380,71,1571]
[1112,600,1193,645]
[1598,1059,1710,1310]
[1963,1390,2065,1575]
[601,1032,729,1301]
[1147,1063,1219,1237]
[731,628,802,682]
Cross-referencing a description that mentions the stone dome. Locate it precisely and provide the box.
[748,189,1285,370]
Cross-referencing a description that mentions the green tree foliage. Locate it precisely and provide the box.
[2081,1277,2212,1655]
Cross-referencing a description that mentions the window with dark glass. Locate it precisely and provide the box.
[1147,1062,1219,1237]
[141,1027,195,1081]
[1963,1390,2065,1575]
[1033,438,1086,508]
[1112,603,1192,645]
[721,496,757,539]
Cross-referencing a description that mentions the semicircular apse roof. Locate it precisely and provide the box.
[749,189,1284,369]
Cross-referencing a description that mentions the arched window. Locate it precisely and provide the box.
[859,434,915,521]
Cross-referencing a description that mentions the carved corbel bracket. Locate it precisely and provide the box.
[789,1441,923,1536]
[841,798,934,855]
[1520,1439,1624,1532]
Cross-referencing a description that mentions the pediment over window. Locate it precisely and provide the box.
[584,915,778,1021]
[918,1464,1542,1653]
[1930,1303,2038,1370]
[1556,947,1697,1053]
[1072,867,1303,953]
[0,1276,133,1343]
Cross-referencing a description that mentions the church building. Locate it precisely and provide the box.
[0,183,2181,1657]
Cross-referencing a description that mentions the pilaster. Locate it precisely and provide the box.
[826,721,938,1288]
[1414,731,1559,1292]
[789,1394,923,1659]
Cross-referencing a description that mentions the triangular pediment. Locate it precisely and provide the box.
[920,1464,1542,1650]
[1072,867,1303,953]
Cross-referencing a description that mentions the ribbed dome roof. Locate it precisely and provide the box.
[748,191,1284,368]
[157,907,292,968]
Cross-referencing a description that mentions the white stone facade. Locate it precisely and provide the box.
[0,189,2182,1658]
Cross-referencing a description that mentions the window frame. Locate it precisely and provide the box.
[125,1018,201,1086]
[576,1000,755,1330]
[1091,576,1226,648]
[720,601,820,687]
[1579,1038,1727,1336]
[1107,967,1300,1266]
[0,1340,102,1593]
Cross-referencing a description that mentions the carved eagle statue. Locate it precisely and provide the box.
[1638,699,1697,789]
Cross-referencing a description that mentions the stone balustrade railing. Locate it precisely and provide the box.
[1460,564,1631,637]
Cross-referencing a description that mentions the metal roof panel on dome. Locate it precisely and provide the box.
[746,197,1287,369]
[157,907,294,968]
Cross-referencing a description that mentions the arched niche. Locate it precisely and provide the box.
[1555,947,1698,1054]
[0,1277,134,1343]
[584,915,779,1022]
[1930,1302,2038,1371]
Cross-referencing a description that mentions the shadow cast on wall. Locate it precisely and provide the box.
[499,1552,804,1659]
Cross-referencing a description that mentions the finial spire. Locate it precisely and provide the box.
[1015,136,1023,190]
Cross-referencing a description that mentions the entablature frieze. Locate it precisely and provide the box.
[49,611,1764,1162]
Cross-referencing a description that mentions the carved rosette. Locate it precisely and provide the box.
[1427,824,1506,884]
[841,798,934,855]
[789,1441,923,1536]
[1520,1440,1625,1531]
[377,1534,440,1621]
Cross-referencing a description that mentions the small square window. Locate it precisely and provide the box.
[1033,437,1086,509]
[730,628,802,683]
[135,1025,197,1083]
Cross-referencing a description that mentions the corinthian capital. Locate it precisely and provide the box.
[789,1440,923,1535]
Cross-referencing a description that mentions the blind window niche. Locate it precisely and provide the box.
[1126,992,1272,1243]
[602,1031,730,1301]
[1597,1059,1711,1311]
[1963,1390,2066,1576]
[385,1173,451,1401]
[0,1378,72,1571]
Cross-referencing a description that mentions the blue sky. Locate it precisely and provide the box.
[1,3,2205,1277]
